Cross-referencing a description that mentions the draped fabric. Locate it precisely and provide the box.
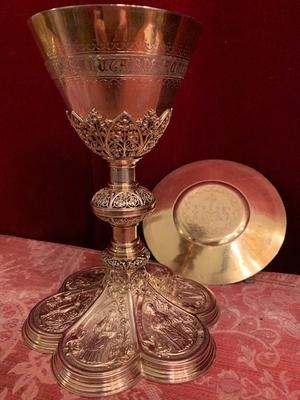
[0,235,299,399]
[0,0,298,273]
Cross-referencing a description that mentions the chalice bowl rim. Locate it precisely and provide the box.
[30,3,201,25]
[23,4,219,397]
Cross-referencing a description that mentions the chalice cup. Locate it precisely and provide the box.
[23,5,219,397]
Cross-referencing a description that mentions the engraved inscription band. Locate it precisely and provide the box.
[46,54,189,81]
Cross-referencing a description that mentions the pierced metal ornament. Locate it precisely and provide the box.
[68,109,172,161]
[24,5,219,397]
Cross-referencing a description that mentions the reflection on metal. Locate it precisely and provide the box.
[23,263,218,396]
[23,4,219,397]
[144,160,286,285]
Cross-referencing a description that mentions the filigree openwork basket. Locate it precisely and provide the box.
[23,5,219,397]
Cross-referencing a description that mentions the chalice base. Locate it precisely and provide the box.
[23,261,219,397]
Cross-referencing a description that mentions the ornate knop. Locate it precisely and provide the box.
[67,109,172,161]
[92,187,154,209]
[103,247,150,272]
[91,187,155,227]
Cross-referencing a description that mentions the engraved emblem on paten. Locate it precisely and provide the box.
[68,109,172,161]
[175,183,250,244]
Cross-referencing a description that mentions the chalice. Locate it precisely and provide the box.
[23,5,219,397]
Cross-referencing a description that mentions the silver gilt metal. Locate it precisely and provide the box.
[23,5,219,397]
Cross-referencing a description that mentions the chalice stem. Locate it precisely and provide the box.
[105,160,149,262]
[23,4,220,396]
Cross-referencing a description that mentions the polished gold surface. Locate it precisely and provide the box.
[29,4,200,120]
[23,262,217,396]
[23,5,219,397]
[143,159,287,285]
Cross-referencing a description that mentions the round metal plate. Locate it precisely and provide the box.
[143,160,286,284]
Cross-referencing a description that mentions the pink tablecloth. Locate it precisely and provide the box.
[0,235,299,400]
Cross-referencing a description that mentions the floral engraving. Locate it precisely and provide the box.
[103,247,150,272]
[67,109,172,161]
[44,39,195,60]
[99,215,145,227]
[92,186,154,209]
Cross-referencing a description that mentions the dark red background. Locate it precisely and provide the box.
[0,1,298,273]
